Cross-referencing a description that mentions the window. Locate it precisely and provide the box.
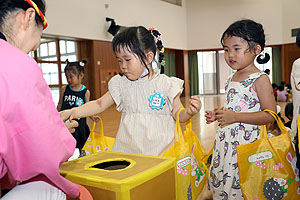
[32,38,78,106]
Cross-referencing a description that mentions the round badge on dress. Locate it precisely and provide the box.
[148,92,166,110]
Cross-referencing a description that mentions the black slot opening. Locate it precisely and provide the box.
[91,160,130,170]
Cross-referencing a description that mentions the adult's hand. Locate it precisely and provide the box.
[59,110,78,133]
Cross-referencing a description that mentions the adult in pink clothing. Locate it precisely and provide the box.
[0,0,80,199]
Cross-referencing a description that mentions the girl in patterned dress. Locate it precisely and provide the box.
[205,19,276,199]
[61,26,201,156]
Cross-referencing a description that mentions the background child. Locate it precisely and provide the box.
[284,102,293,129]
[57,59,96,152]
[267,105,293,141]
[62,26,201,156]
[272,83,278,101]
[205,19,276,199]
[277,84,288,102]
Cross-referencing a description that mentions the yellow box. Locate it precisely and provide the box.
[60,151,176,200]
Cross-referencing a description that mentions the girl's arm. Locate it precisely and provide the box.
[57,85,66,111]
[69,92,114,120]
[216,75,276,126]
[85,89,101,122]
[172,94,201,123]
[85,89,91,103]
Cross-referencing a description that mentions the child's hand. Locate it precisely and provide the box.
[59,110,78,133]
[215,108,236,127]
[186,96,202,116]
[205,108,217,124]
[90,116,101,122]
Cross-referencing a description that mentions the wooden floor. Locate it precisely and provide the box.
[87,95,224,153]
[86,95,289,200]
[87,94,289,153]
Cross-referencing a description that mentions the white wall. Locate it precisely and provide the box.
[282,0,300,44]
[44,0,188,49]
[44,0,300,50]
[186,0,283,50]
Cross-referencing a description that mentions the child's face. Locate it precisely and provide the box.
[65,70,83,87]
[115,47,146,81]
[223,36,258,71]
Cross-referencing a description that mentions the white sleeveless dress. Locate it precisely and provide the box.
[208,72,267,199]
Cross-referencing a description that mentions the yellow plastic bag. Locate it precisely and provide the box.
[183,120,210,199]
[237,109,300,199]
[162,108,191,200]
[82,119,115,155]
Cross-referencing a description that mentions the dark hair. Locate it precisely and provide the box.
[264,69,270,74]
[272,83,278,89]
[280,81,286,86]
[112,26,165,74]
[0,0,46,29]
[296,30,300,49]
[221,19,270,64]
[284,103,293,119]
[278,85,284,91]
[64,59,87,77]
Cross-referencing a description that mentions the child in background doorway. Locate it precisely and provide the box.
[61,26,201,156]
[205,19,276,199]
[57,60,99,153]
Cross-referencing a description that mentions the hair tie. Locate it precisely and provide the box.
[149,27,166,73]
[79,60,87,67]
[257,49,270,64]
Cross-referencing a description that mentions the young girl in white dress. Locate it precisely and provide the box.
[63,26,201,156]
[205,19,276,199]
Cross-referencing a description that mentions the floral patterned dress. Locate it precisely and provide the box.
[208,72,266,199]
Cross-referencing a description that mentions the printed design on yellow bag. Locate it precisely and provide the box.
[248,151,273,163]
[263,178,288,199]
[257,152,300,200]
[187,184,192,200]
[256,160,267,169]
[273,163,283,170]
[176,156,190,175]
[286,152,300,194]
[248,151,274,169]
[190,143,206,187]
[148,92,165,110]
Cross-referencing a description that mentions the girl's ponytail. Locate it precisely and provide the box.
[149,28,166,74]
